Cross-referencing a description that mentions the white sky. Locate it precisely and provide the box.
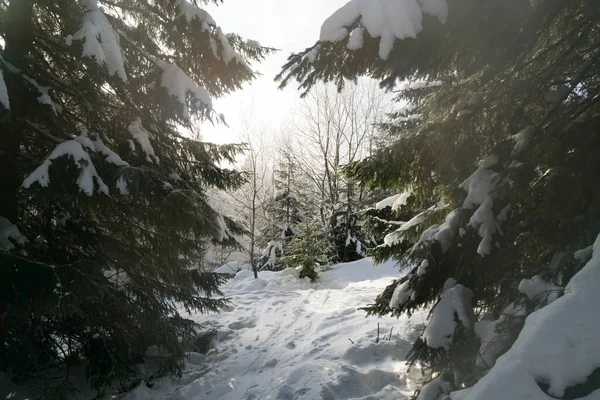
[201,0,349,144]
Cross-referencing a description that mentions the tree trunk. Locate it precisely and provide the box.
[344,181,352,261]
[250,172,258,279]
[0,0,34,222]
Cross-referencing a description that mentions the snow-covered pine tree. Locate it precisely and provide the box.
[0,0,273,392]
[259,151,303,270]
[361,190,418,263]
[285,220,334,282]
[278,0,600,398]
[330,197,372,262]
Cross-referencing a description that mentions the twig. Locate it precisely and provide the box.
[348,338,355,345]
[25,120,63,143]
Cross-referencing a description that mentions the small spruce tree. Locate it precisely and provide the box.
[286,221,334,282]
[259,152,304,270]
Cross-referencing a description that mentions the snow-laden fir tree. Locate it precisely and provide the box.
[361,189,418,262]
[259,151,304,271]
[285,220,334,282]
[330,179,379,263]
[278,0,600,398]
[0,0,273,393]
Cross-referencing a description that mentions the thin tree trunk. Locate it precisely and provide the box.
[250,171,258,279]
[0,0,34,222]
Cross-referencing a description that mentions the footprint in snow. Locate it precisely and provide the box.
[286,341,296,349]
[228,318,256,330]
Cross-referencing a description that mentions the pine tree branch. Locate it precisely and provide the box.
[543,46,600,124]
[25,120,63,143]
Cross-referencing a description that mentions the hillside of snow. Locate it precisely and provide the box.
[125,259,427,400]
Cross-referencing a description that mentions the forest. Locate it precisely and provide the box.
[1,0,599,399]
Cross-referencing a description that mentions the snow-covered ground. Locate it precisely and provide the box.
[126,259,427,400]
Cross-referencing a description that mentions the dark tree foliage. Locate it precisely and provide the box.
[0,0,274,393]
[278,0,600,397]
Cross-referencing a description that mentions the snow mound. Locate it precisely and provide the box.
[214,261,250,274]
[457,232,600,399]
[123,258,424,400]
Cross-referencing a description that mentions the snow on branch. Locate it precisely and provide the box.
[320,0,448,60]
[399,80,443,90]
[375,190,412,211]
[0,69,9,110]
[156,60,213,120]
[518,275,563,305]
[510,125,535,155]
[66,0,127,82]
[0,217,28,252]
[128,118,159,164]
[459,155,503,256]
[216,28,249,67]
[412,209,460,254]
[424,280,474,350]
[213,214,230,243]
[1,55,61,113]
[263,241,284,268]
[174,0,216,26]
[91,137,129,167]
[383,125,533,260]
[381,203,440,248]
[347,27,365,51]
[389,278,414,310]
[173,0,251,70]
[23,140,109,196]
[21,74,62,115]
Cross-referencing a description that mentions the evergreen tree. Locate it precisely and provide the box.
[0,0,272,393]
[286,221,334,282]
[259,151,304,270]
[330,204,370,262]
[278,0,600,398]
[362,190,417,262]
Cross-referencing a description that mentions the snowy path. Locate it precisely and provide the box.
[127,259,426,400]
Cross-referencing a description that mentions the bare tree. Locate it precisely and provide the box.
[284,80,391,259]
[226,108,273,278]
